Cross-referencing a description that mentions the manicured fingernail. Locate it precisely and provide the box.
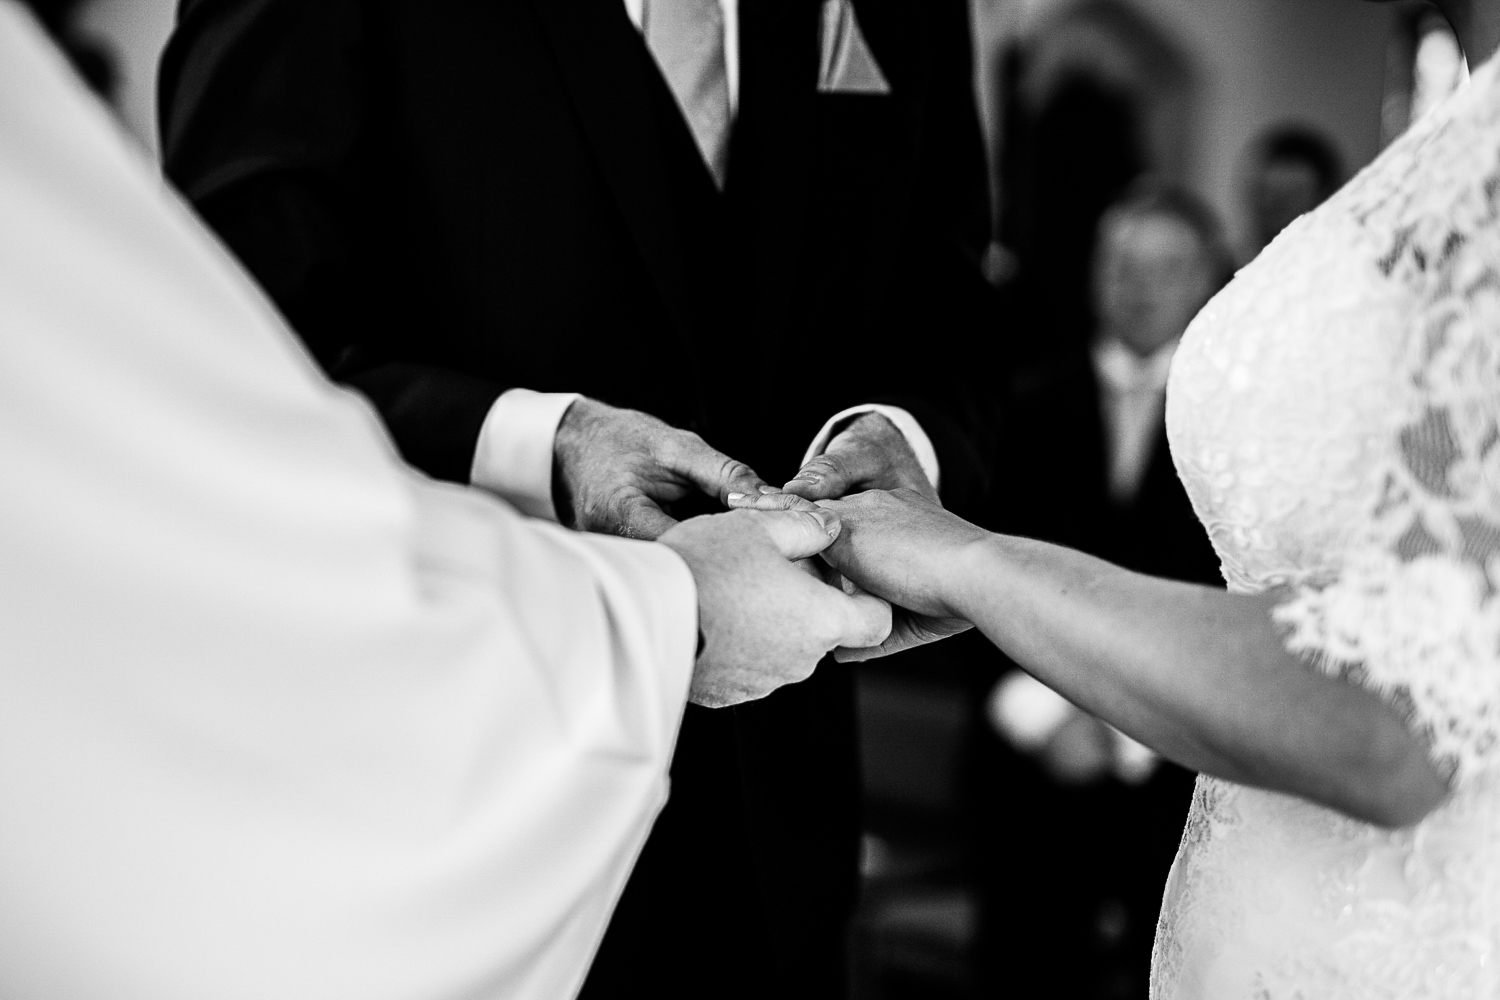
[727,492,746,502]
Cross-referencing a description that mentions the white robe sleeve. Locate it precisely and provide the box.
[0,6,695,998]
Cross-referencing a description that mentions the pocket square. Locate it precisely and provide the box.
[817,0,891,95]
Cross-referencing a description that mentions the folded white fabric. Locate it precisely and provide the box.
[817,0,890,94]
[0,5,697,996]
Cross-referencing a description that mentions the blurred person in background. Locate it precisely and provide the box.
[1239,123,1343,262]
[996,71,1146,363]
[973,180,1230,1000]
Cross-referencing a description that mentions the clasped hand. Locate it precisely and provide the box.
[552,398,894,707]
[731,413,976,660]
[552,401,979,704]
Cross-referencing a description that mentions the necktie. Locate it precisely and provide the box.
[643,0,731,187]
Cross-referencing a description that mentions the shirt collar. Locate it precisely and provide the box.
[1092,336,1179,395]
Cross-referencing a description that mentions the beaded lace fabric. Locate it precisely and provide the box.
[1156,54,1500,999]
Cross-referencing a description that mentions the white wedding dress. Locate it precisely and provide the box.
[1154,52,1500,1000]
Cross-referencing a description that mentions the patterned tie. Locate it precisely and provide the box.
[644,0,731,188]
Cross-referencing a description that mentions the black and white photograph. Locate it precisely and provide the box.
[0,0,1495,997]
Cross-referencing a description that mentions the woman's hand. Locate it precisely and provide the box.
[729,488,987,659]
[816,489,989,615]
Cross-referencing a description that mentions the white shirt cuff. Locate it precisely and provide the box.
[800,404,941,492]
[469,388,580,522]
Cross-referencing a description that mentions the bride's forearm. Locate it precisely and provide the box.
[952,534,1445,827]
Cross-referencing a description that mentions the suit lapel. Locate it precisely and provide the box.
[526,0,699,352]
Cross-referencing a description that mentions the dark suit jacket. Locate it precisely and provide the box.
[158,3,996,997]
[1001,348,1222,583]
[974,348,1221,1000]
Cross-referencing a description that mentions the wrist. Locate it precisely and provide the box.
[949,531,1002,621]
[552,397,604,527]
[552,395,599,460]
[842,410,898,438]
[849,413,914,463]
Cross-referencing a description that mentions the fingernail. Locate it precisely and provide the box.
[815,509,840,537]
[727,492,746,502]
[758,485,781,495]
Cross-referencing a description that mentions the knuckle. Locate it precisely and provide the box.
[766,493,813,512]
[647,433,676,465]
[806,454,842,474]
[676,428,710,456]
[718,456,756,484]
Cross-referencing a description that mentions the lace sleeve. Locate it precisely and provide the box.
[1272,162,1500,787]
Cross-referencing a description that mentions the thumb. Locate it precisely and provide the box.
[782,452,855,502]
[754,506,842,560]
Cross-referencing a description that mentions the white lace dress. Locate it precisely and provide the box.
[1155,54,1500,1000]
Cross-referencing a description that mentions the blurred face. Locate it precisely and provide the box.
[1093,212,1215,356]
[1251,157,1323,247]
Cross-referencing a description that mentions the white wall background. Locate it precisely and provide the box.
[75,0,175,157]
[79,0,1403,247]
[972,0,1402,248]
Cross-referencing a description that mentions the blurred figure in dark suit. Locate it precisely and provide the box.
[156,2,997,998]
[1241,123,1343,262]
[973,180,1228,1000]
[996,70,1146,363]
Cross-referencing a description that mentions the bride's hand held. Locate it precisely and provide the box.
[729,488,984,659]
[816,489,991,618]
[819,490,984,659]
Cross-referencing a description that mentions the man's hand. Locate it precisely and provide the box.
[554,397,768,539]
[782,412,937,504]
[835,604,972,663]
[659,508,893,708]
[725,487,977,660]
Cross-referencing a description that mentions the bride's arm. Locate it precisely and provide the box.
[813,489,1449,829]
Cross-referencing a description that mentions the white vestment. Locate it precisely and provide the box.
[0,5,696,998]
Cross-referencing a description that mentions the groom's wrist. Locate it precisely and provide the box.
[471,388,580,522]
